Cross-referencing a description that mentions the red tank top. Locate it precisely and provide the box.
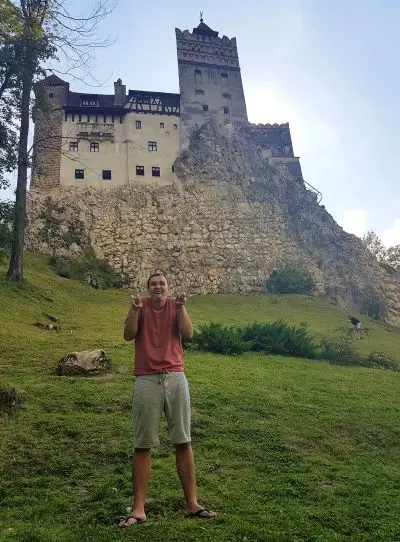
[134,298,184,376]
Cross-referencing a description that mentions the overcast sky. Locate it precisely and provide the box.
[3,0,399,245]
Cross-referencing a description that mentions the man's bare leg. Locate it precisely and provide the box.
[120,448,150,526]
[175,443,216,518]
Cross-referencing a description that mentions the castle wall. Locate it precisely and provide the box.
[176,27,247,148]
[60,112,180,188]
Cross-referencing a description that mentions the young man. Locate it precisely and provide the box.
[120,271,216,527]
[348,315,363,338]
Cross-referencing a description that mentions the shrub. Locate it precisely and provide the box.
[50,247,123,289]
[362,352,398,371]
[193,323,251,355]
[0,386,23,415]
[266,263,315,295]
[360,287,387,320]
[242,320,317,358]
[319,331,362,366]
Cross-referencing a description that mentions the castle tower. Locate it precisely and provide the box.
[176,17,248,148]
[31,74,69,190]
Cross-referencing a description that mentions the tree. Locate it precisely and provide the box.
[385,245,400,271]
[0,0,114,283]
[361,231,387,261]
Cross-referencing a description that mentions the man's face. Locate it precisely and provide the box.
[148,275,168,302]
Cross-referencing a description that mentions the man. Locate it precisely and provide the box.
[120,271,216,527]
[348,315,363,338]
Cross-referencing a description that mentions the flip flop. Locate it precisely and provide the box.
[118,514,146,527]
[185,508,216,519]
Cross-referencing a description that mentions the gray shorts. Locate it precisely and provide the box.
[133,372,191,448]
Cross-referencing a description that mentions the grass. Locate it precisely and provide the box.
[0,253,399,541]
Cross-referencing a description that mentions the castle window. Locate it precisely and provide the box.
[103,115,107,123]
[195,89,205,95]
[75,169,84,180]
[202,104,209,112]
[136,120,142,129]
[160,122,164,129]
[173,124,178,130]
[90,142,99,152]
[221,73,228,79]
[136,165,144,176]
[72,114,75,122]
[48,92,53,98]
[148,141,157,151]
[222,93,232,99]
[81,96,98,106]
[172,165,175,173]
[194,69,203,84]
[102,170,112,180]
[221,72,228,87]
[152,167,160,177]
[223,106,230,114]
[78,115,82,122]
[69,141,78,152]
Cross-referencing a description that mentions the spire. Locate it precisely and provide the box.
[193,14,218,38]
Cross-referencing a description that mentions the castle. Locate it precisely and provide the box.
[31,17,302,190]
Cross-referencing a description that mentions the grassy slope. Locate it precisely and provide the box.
[0,253,399,542]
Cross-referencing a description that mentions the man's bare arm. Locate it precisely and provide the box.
[176,295,193,339]
[124,296,142,341]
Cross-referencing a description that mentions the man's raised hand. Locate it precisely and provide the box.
[176,294,186,310]
[130,294,143,310]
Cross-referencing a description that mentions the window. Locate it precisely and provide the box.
[102,170,112,180]
[69,141,78,152]
[173,124,178,130]
[194,69,203,84]
[172,164,175,173]
[78,115,82,122]
[48,92,53,98]
[136,166,144,176]
[75,169,84,180]
[223,106,230,114]
[148,141,157,151]
[160,122,164,129]
[103,115,107,123]
[136,120,142,129]
[221,72,228,87]
[222,93,232,99]
[72,114,75,122]
[202,104,209,112]
[152,167,160,177]
[195,89,205,95]
[80,96,98,106]
[90,142,99,152]
[221,72,228,79]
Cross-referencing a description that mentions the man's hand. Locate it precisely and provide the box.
[175,294,186,311]
[130,295,143,310]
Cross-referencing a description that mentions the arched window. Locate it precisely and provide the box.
[194,69,203,84]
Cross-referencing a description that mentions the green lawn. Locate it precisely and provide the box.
[0,254,399,541]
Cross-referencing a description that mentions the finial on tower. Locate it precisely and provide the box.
[200,11,203,23]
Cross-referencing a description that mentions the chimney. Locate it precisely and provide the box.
[114,78,126,106]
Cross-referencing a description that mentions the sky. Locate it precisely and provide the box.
[2,0,400,246]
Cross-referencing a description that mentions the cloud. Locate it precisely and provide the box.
[340,209,368,237]
[380,218,400,247]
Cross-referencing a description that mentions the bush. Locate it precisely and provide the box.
[266,263,315,295]
[0,386,23,415]
[50,247,123,289]
[319,333,362,366]
[360,288,387,320]
[241,321,317,359]
[362,352,398,371]
[193,323,251,355]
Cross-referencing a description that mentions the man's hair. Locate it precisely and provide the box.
[147,270,167,288]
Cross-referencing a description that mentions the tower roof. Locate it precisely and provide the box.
[43,74,69,87]
[193,19,218,38]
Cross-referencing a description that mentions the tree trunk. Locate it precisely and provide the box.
[6,39,33,283]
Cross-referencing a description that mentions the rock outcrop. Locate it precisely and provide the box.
[26,121,400,325]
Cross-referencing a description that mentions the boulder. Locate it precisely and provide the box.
[57,349,111,376]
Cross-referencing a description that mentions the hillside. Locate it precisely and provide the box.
[0,254,399,541]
